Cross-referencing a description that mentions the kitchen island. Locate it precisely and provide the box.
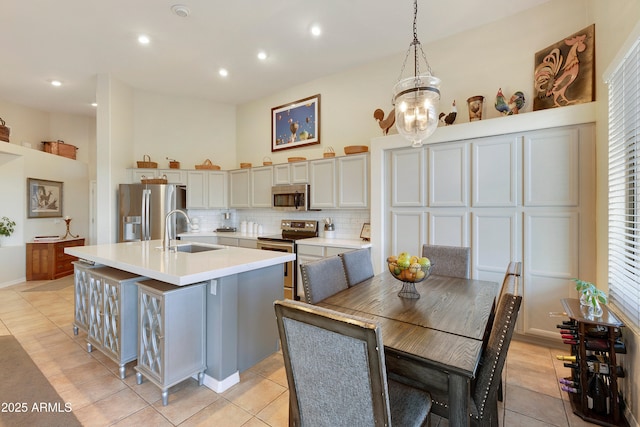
[65,240,296,393]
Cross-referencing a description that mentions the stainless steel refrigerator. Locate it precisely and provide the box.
[118,183,187,242]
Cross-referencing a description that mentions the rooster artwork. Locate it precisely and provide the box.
[495,89,526,115]
[373,108,396,135]
[533,24,595,111]
[439,101,457,125]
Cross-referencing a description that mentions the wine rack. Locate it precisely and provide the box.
[559,298,628,427]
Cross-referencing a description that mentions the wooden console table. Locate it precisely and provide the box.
[26,238,85,280]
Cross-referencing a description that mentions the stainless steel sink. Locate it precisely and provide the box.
[171,243,222,253]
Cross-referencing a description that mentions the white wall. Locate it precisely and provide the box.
[235,0,599,166]
[133,91,237,170]
[0,143,89,286]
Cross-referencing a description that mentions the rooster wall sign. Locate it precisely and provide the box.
[533,24,595,111]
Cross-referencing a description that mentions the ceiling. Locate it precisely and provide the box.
[0,0,551,116]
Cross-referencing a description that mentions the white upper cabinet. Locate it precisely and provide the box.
[273,162,309,185]
[186,170,227,209]
[472,136,520,207]
[130,169,186,184]
[524,127,579,207]
[309,158,337,208]
[251,166,273,208]
[391,148,427,207]
[429,142,469,207]
[229,169,251,208]
[337,154,369,208]
[207,172,228,208]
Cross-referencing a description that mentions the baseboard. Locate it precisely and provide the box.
[201,371,240,393]
[513,332,566,350]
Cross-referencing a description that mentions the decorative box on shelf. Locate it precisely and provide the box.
[42,140,77,160]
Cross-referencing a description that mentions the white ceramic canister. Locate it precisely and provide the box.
[253,223,259,234]
[247,221,254,233]
[240,221,247,233]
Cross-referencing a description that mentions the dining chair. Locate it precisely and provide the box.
[430,291,522,426]
[299,255,349,304]
[504,261,522,278]
[273,299,432,427]
[421,244,471,279]
[339,248,374,286]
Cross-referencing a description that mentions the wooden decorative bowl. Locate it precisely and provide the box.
[344,145,369,155]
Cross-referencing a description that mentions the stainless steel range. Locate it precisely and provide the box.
[257,220,318,300]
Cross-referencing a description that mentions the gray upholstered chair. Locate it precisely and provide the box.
[421,244,471,279]
[429,292,522,426]
[274,299,432,427]
[339,248,374,286]
[299,255,349,304]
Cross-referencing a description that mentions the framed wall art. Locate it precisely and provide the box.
[360,223,371,241]
[28,178,63,218]
[533,24,595,111]
[271,94,320,152]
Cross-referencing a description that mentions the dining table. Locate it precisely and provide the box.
[317,271,499,426]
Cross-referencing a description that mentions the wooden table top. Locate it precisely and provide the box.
[318,272,499,377]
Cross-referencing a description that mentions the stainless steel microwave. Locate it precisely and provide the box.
[272,184,310,211]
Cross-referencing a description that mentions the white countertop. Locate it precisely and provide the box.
[179,231,263,239]
[296,237,371,249]
[65,240,295,286]
[178,232,371,250]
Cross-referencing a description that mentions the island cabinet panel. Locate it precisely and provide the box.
[26,238,84,280]
[136,280,206,406]
[76,265,144,379]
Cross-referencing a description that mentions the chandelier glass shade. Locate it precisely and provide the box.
[394,75,441,147]
[393,0,440,148]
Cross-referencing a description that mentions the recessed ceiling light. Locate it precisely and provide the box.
[50,80,62,87]
[91,102,98,107]
[171,4,190,17]
[218,68,228,77]
[310,24,322,37]
[257,51,268,61]
[138,34,150,45]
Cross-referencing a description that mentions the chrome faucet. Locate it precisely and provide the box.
[163,209,191,251]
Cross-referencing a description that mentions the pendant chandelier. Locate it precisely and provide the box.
[393,0,441,148]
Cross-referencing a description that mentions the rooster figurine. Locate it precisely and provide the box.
[495,88,526,115]
[439,100,457,125]
[373,108,395,135]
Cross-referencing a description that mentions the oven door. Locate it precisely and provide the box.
[257,240,295,299]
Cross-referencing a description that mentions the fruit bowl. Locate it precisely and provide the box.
[387,254,433,299]
[387,260,432,283]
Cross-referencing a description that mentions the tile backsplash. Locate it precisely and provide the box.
[186,208,370,239]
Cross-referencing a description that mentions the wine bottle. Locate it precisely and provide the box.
[559,378,579,386]
[561,385,580,394]
[563,339,578,345]
[587,374,609,415]
[585,338,627,354]
[566,360,626,377]
[556,355,577,362]
[557,323,578,329]
[561,333,578,340]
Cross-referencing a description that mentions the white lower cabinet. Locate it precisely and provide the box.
[74,263,144,379]
[135,280,206,406]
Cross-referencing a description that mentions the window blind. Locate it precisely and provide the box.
[608,35,640,327]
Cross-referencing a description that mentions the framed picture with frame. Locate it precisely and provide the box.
[271,94,320,152]
[360,223,371,241]
[27,178,63,218]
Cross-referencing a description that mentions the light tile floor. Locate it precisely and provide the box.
[0,277,597,426]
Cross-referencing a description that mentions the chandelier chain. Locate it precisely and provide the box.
[396,0,433,83]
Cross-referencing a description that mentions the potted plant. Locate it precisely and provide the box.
[572,278,607,317]
[0,216,16,246]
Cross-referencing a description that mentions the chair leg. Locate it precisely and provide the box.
[498,379,503,402]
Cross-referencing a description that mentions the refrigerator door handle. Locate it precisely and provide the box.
[142,189,150,240]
